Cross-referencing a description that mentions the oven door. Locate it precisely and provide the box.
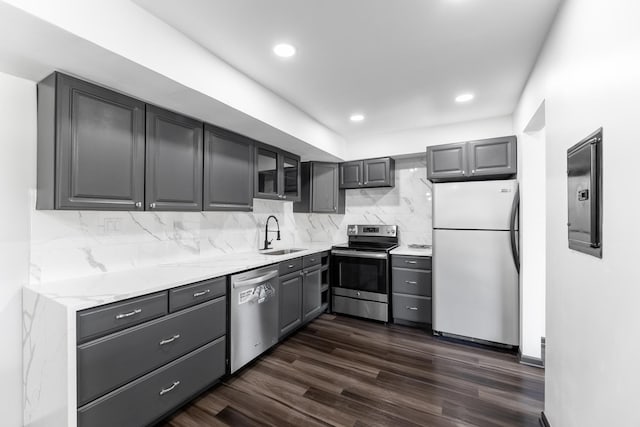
[331,250,389,295]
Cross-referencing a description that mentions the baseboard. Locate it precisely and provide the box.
[539,411,551,427]
[519,349,544,368]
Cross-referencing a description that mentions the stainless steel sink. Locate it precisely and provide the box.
[262,248,306,255]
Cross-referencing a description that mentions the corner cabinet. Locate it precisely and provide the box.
[255,144,301,202]
[339,157,395,189]
[204,125,254,211]
[37,72,146,210]
[294,162,345,214]
[427,136,516,182]
[145,105,203,211]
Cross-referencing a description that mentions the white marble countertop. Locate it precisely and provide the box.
[390,245,433,257]
[25,243,334,312]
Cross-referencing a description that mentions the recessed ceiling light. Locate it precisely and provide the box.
[455,93,474,103]
[273,43,296,58]
[350,113,365,122]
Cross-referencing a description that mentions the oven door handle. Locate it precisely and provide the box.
[331,250,388,260]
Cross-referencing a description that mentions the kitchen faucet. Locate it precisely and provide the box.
[262,215,281,250]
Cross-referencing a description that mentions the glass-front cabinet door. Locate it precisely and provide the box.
[256,146,279,198]
[282,154,300,201]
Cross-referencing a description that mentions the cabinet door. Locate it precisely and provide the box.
[363,158,394,187]
[339,161,363,189]
[255,145,280,199]
[302,265,322,323]
[468,136,517,177]
[204,126,253,211]
[145,105,203,211]
[282,153,301,202]
[54,74,145,210]
[279,272,303,337]
[311,163,338,213]
[427,142,467,181]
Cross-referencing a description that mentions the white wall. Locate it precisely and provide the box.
[514,0,640,425]
[517,121,547,360]
[0,71,37,427]
[344,115,513,160]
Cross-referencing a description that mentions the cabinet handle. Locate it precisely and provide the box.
[159,381,180,396]
[288,264,295,268]
[405,260,417,264]
[406,306,419,311]
[149,202,156,209]
[358,182,362,185]
[193,289,210,298]
[310,258,316,262]
[364,181,368,185]
[405,280,417,285]
[300,271,305,276]
[283,195,287,199]
[115,308,142,320]
[135,201,142,208]
[159,334,181,346]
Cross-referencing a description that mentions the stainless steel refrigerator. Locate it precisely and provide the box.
[433,179,520,346]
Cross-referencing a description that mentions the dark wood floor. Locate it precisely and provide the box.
[162,314,544,427]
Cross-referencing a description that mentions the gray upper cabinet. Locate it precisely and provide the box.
[145,105,203,211]
[254,144,301,201]
[294,162,345,214]
[339,157,395,189]
[426,142,467,181]
[467,136,517,177]
[37,72,146,210]
[364,158,395,187]
[339,161,363,188]
[427,136,517,182]
[204,125,254,211]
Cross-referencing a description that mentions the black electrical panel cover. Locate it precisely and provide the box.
[567,128,602,258]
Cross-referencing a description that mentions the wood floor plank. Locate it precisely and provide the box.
[159,314,544,427]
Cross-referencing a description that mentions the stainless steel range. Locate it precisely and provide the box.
[331,225,398,322]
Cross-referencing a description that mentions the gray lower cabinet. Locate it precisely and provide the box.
[78,337,226,427]
[294,162,345,214]
[77,278,227,426]
[277,253,324,338]
[278,271,303,337]
[391,255,432,326]
[204,125,254,211]
[427,136,517,182]
[37,72,146,210]
[77,297,226,406]
[145,105,203,211]
[339,157,395,189]
[302,264,322,322]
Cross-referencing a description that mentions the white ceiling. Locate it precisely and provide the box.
[136,0,562,139]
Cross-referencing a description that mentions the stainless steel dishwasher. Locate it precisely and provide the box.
[230,265,279,373]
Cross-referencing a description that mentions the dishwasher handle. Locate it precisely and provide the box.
[232,270,278,289]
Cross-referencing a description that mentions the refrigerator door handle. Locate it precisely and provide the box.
[509,185,520,274]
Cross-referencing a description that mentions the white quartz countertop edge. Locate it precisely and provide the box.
[390,246,433,257]
[25,243,335,312]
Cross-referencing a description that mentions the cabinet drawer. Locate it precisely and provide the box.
[77,292,168,343]
[169,276,226,312]
[78,336,226,427]
[392,294,432,324]
[279,257,303,275]
[392,268,432,297]
[78,297,226,406]
[303,253,321,268]
[391,255,432,270]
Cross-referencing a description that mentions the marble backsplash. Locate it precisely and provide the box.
[29,156,432,285]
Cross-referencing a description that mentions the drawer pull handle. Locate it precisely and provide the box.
[115,308,142,320]
[310,258,316,262]
[159,334,181,346]
[288,264,295,268]
[193,289,210,298]
[159,381,180,396]
[406,306,419,311]
[405,260,417,264]
[405,280,417,285]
